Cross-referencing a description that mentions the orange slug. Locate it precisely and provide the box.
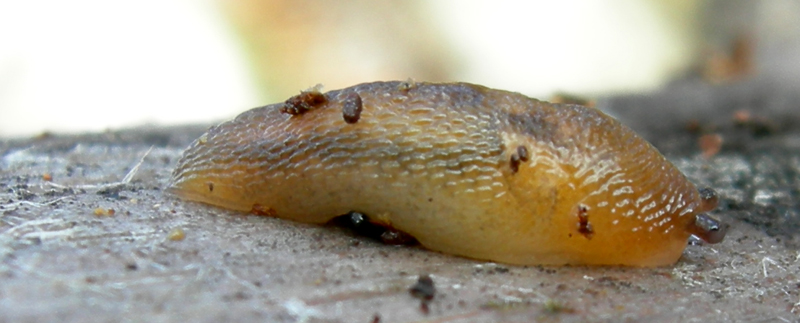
[167,81,726,267]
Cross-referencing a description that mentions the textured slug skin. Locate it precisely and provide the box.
[167,81,721,267]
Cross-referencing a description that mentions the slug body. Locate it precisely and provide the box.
[168,81,724,266]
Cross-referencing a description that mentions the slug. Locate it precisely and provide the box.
[167,81,726,267]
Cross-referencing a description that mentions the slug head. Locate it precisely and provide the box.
[510,104,729,266]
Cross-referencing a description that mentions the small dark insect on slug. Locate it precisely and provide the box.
[167,81,727,267]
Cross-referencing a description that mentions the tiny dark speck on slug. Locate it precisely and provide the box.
[577,204,594,240]
[167,81,727,267]
[341,92,363,124]
[509,153,522,173]
[280,85,327,115]
[517,145,529,162]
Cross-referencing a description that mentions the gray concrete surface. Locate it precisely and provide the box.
[2,78,800,322]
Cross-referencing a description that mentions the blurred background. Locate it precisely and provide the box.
[1,0,799,138]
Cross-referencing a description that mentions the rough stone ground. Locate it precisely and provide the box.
[2,77,800,322]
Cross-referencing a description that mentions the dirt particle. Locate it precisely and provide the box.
[577,204,593,239]
[510,153,521,173]
[168,228,185,241]
[16,189,35,201]
[280,85,327,115]
[542,299,575,314]
[232,291,250,300]
[398,79,417,91]
[473,264,510,275]
[380,229,417,245]
[516,145,529,162]
[93,207,115,217]
[250,204,277,216]
[409,274,436,302]
[342,92,363,124]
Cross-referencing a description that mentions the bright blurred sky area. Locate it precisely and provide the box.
[0,0,696,138]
